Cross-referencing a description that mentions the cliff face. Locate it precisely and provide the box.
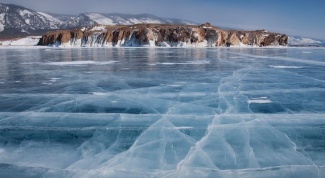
[38,23,288,47]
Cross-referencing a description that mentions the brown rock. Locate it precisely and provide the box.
[37,24,288,47]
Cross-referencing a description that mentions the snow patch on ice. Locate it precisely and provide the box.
[49,78,61,82]
[248,97,272,104]
[269,65,303,69]
[156,60,210,65]
[175,126,193,129]
[259,97,268,99]
[92,92,109,96]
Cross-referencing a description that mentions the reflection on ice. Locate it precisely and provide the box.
[47,61,118,65]
[0,48,324,177]
[155,60,211,65]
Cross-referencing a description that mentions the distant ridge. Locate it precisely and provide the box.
[0,3,196,38]
[288,36,325,47]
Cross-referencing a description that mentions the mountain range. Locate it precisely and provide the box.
[0,3,195,38]
[288,36,325,47]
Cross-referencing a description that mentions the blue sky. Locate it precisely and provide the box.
[2,0,325,39]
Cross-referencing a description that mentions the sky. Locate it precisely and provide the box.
[1,0,325,39]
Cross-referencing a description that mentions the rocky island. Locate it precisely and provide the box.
[37,23,288,47]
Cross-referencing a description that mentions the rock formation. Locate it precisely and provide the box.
[38,23,288,47]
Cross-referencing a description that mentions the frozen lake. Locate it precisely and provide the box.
[0,47,324,177]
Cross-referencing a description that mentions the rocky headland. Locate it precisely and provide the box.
[37,23,288,47]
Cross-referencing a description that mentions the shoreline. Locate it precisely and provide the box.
[0,45,324,49]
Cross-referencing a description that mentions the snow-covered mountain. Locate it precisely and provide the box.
[0,3,195,38]
[0,3,63,37]
[288,36,325,47]
[77,13,195,26]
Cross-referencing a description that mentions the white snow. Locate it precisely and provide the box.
[25,19,30,24]
[156,40,210,48]
[19,9,34,17]
[0,36,41,46]
[48,78,61,83]
[247,99,272,104]
[0,13,5,32]
[37,12,62,24]
[140,18,162,24]
[90,25,106,32]
[259,97,268,99]
[92,92,109,96]
[230,42,252,47]
[298,38,321,43]
[148,39,156,47]
[248,97,272,104]
[85,13,115,25]
[113,16,131,25]
[288,36,323,46]
[269,65,303,69]
[128,18,143,24]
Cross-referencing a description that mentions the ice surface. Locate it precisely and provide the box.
[0,47,324,177]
